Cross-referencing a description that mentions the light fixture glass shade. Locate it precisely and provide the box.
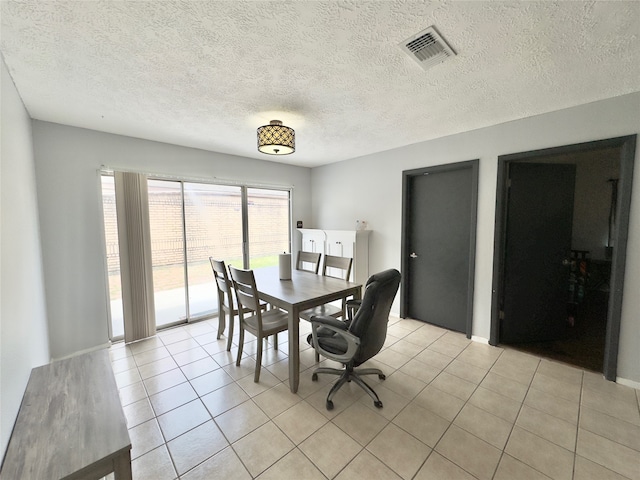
[257,120,295,155]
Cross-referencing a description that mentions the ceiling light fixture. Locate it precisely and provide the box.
[257,120,295,155]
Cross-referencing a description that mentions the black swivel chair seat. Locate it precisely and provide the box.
[308,269,401,410]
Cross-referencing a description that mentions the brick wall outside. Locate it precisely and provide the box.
[102,187,289,275]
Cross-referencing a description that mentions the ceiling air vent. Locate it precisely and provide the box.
[399,26,456,71]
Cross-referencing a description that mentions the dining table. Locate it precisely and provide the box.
[252,265,362,393]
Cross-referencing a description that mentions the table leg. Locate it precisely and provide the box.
[288,308,300,393]
[113,450,132,480]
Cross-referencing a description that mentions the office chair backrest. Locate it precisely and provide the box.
[296,251,322,273]
[349,269,401,366]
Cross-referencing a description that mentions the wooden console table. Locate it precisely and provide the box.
[1,349,131,479]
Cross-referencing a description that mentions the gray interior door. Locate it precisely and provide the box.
[501,162,576,343]
[403,162,478,335]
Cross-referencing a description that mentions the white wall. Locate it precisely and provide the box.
[0,57,50,455]
[31,122,313,360]
[311,92,640,385]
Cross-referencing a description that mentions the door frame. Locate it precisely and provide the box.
[400,159,479,338]
[490,135,636,381]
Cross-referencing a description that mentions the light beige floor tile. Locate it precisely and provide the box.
[130,346,170,367]
[143,368,188,396]
[189,367,234,396]
[456,343,502,370]
[430,371,477,401]
[333,401,389,446]
[129,337,164,355]
[214,400,269,443]
[388,338,426,358]
[361,384,411,421]
[480,371,529,403]
[493,454,552,480]
[253,382,302,418]
[201,382,250,417]
[583,371,638,402]
[573,455,631,480]
[537,359,583,385]
[435,425,501,480]
[414,385,465,422]
[165,338,200,355]
[454,403,513,449]
[366,423,431,480]
[576,428,640,480]
[167,420,229,476]
[157,399,211,441]
[131,445,177,480]
[428,338,467,358]
[111,355,138,374]
[114,368,142,389]
[237,368,281,397]
[149,381,198,416]
[414,349,454,370]
[398,358,442,384]
[158,328,192,345]
[138,356,179,380]
[129,418,164,460]
[299,422,363,479]
[490,354,538,386]
[374,348,412,370]
[468,386,521,423]
[414,452,476,480]
[444,358,489,385]
[335,449,402,480]
[273,400,328,445]
[524,387,579,424]
[505,426,574,480]
[233,422,295,477]
[581,387,640,426]
[516,404,577,451]
[393,401,450,448]
[123,397,155,429]
[172,346,209,367]
[181,446,251,480]
[257,448,326,480]
[306,380,363,419]
[383,370,427,400]
[531,371,581,403]
[210,349,238,367]
[403,328,445,347]
[580,405,640,451]
[109,344,132,361]
[118,381,148,406]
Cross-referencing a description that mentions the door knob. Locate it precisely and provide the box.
[410,252,418,258]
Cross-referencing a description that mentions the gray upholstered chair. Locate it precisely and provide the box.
[309,269,401,410]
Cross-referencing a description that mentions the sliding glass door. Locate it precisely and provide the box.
[102,173,291,339]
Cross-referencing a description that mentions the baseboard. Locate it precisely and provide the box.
[471,335,489,345]
[51,342,111,362]
[616,376,640,390]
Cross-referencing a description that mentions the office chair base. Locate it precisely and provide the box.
[312,365,385,410]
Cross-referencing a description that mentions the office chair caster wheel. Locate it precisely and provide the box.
[312,373,318,381]
[378,374,386,380]
[326,400,334,410]
[374,400,383,408]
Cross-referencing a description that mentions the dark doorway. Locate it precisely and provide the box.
[491,136,636,380]
[401,160,479,337]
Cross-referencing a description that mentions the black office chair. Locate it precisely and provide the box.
[309,269,401,410]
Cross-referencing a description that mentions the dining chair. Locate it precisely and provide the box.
[296,251,322,273]
[300,255,353,361]
[309,269,401,409]
[228,265,289,382]
[209,258,266,352]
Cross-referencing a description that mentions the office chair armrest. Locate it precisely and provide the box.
[311,319,360,363]
[310,315,348,330]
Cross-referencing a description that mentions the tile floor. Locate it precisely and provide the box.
[108,316,640,480]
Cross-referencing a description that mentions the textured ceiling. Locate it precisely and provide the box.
[1,1,639,167]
